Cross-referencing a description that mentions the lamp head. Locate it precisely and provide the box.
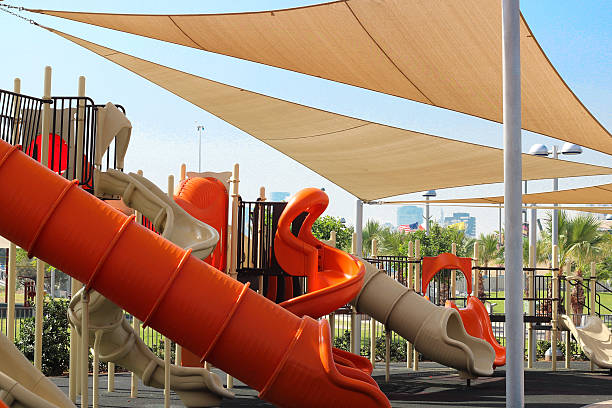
[528,144,549,156]
[561,142,583,155]
[423,189,437,197]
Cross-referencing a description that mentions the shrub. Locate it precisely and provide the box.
[16,298,70,376]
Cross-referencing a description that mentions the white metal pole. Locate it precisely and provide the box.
[355,199,363,257]
[551,145,559,266]
[499,204,503,245]
[425,197,430,235]
[164,175,174,408]
[6,79,20,344]
[131,170,143,399]
[81,291,89,408]
[502,0,524,405]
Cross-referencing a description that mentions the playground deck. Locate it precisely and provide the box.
[50,361,612,407]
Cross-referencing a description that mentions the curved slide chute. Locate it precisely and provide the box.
[273,189,495,378]
[274,188,366,319]
[560,314,612,369]
[0,140,389,408]
[422,253,506,368]
[274,188,374,374]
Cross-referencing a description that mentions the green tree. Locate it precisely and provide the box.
[362,219,388,257]
[398,222,474,258]
[311,215,354,252]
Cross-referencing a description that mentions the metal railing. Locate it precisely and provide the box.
[0,88,126,194]
[364,256,420,287]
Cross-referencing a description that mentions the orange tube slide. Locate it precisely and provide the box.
[0,140,389,408]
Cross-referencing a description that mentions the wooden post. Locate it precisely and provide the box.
[350,306,357,356]
[385,327,391,382]
[527,244,535,369]
[131,314,141,397]
[226,164,240,390]
[406,241,414,369]
[472,242,479,297]
[180,163,186,181]
[81,291,89,408]
[11,78,21,144]
[228,164,240,280]
[590,262,596,371]
[329,230,337,248]
[69,278,83,401]
[351,232,357,255]
[551,245,559,372]
[35,67,52,371]
[75,76,86,182]
[93,331,102,408]
[163,176,174,408]
[329,312,335,343]
[257,187,266,294]
[107,362,115,392]
[413,239,420,371]
[131,172,143,398]
[34,260,45,370]
[7,243,16,342]
[6,78,20,345]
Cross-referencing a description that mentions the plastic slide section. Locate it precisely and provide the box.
[422,253,506,368]
[560,314,612,369]
[174,175,229,368]
[274,188,366,319]
[68,287,234,407]
[273,189,375,374]
[0,332,75,408]
[352,258,496,377]
[0,141,389,408]
[174,176,229,273]
[95,169,218,260]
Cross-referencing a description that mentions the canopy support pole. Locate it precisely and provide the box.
[502,0,524,406]
[353,199,363,355]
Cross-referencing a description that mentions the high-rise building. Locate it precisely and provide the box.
[443,212,477,237]
[270,191,291,202]
[396,206,424,228]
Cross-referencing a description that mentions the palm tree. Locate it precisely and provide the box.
[476,233,503,299]
[378,228,409,256]
[362,219,387,257]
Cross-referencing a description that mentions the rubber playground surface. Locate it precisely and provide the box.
[50,361,612,407]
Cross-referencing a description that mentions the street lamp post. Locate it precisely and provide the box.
[197,125,204,172]
[422,190,436,235]
[528,142,583,263]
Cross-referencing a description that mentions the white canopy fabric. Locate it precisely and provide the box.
[32,1,612,154]
[44,27,612,202]
[378,183,612,205]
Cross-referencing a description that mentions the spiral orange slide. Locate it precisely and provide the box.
[0,140,389,407]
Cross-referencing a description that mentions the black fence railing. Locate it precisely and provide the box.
[0,89,126,194]
[363,256,420,287]
[236,199,308,303]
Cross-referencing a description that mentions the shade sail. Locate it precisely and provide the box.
[44,28,612,201]
[32,1,612,154]
[379,183,612,205]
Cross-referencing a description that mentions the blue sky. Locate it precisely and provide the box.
[0,1,610,235]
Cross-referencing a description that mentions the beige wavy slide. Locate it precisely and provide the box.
[69,288,234,407]
[351,259,495,377]
[0,332,75,408]
[560,314,612,369]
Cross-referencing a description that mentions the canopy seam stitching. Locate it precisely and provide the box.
[168,16,207,50]
[344,1,433,105]
[262,123,370,141]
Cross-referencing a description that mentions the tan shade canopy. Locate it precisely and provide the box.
[45,28,612,201]
[379,183,612,205]
[32,1,611,153]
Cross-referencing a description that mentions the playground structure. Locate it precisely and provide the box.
[0,5,610,407]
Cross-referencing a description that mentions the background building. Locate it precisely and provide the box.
[443,212,477,237]
[396,206,423,228]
